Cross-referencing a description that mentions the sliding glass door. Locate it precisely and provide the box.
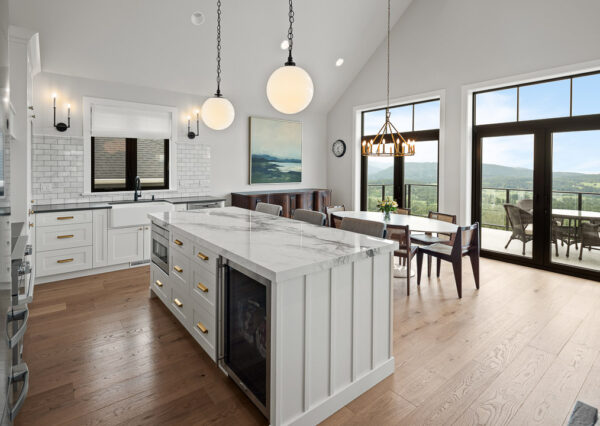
[472,71,600,279]
[550,130,600,273]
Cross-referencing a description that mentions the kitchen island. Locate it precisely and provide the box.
[148,207,396,426]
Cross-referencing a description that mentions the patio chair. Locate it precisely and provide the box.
[552,218,579,257]
[579,222,600,260]
[503,204,533,255]
[517,199,533,212]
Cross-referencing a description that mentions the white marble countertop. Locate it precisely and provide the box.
[149,207,396,282]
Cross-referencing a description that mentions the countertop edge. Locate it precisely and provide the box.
[152,215,396,282]
[32,196,226,213]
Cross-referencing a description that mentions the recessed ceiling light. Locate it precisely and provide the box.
[280,40,289,50]
[191,11,205,26]
[335,58,344,67]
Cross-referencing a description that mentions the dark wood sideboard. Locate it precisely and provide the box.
[231,189,331,218]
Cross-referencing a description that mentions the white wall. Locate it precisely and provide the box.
[326,0,600,223]
[31,71,328,201]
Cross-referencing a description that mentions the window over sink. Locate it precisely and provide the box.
[83,97,177,194]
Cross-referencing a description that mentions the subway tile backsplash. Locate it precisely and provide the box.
[32,135,211,205]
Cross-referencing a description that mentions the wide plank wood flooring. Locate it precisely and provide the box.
[16,259,600,425]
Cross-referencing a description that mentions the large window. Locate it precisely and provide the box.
[84,97,175,194]
[472,70,600,280]
[361,99,440,216]
[91,137,169,192]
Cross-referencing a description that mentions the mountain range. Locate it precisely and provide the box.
[368,162,600,192]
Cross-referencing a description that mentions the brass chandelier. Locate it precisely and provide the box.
[362,0,415,157]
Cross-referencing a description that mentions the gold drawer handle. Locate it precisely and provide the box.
[174,298,183,308]
[57,234,74,239]
[197,252,209,261]
[57,216,74,220]
[155,280,163,287]
[197,282,208,292]
[196,322,208,334]
[57,258,74,264]
[173,265,183,273]
[174,239,183,246]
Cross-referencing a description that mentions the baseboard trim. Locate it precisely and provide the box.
[35,262,147,284]
[287,357,395,426]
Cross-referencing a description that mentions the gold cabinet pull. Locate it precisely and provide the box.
[155,280,163,287]
[174,298,183,308]
[57,216,74,220]
[174,239,183,246]
[173,265,183,273]
[57,258,74,264]
[57,234,74,239]
[197,282,208,293]
[196,322,208,333]
[197,252,209,261]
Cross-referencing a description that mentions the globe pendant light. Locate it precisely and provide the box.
[361,0,415,157]
[202,0,235,130]
[267,0,314,115]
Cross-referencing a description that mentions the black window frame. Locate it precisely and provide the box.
[91,137,170,192]
[360,99,441,215]
[471,69,600,281]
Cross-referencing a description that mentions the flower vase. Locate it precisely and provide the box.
[383,211,391,221]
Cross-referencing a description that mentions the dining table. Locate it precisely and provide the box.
[331,210,459,277]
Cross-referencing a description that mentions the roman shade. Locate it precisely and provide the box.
[91,104,172,139]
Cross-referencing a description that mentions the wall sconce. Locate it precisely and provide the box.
[52,93,70,132]
[187,110,200,139]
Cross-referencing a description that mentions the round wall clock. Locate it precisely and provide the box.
[332,139,346,157]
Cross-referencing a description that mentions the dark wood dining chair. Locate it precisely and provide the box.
[387,225,418,295]
[326,205,345,227]
[416,223,480,299]
[340,217,386,239]
[255,202,283,216]
[410,211,457,276]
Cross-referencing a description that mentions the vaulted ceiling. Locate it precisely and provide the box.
[9,0,412,112]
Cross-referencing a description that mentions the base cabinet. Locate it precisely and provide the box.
[107,227,144,265]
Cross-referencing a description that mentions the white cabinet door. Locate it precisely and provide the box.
[143,226,151,260]
[107,227,144,265]
[93,209,108,268]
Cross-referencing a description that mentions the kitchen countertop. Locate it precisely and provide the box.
[32,195,225,213]
[149,206,396,282]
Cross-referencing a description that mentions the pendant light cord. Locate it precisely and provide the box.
[215,0,222,97]
[286,0,296,66]
[386,0,390,118]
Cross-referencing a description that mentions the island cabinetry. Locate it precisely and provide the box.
[150,263,170,303]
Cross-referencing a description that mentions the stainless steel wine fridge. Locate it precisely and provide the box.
[218,259,270,419]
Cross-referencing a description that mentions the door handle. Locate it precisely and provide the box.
[7,307,29,348]
[8,362,29,421]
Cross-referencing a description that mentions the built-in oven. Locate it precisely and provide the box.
[150,222,169,275]
[218,258,270,420]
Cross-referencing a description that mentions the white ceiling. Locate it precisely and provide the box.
[9,0,412,113]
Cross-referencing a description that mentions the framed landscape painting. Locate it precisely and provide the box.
[249,117,302,184]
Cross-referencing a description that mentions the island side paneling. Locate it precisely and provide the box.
[272,251,394,425]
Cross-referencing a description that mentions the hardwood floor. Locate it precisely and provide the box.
[16,259,600,425]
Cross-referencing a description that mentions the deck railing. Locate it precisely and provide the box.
[481,187,600,229]
[366,183,437,216]
[367,184,600,226]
